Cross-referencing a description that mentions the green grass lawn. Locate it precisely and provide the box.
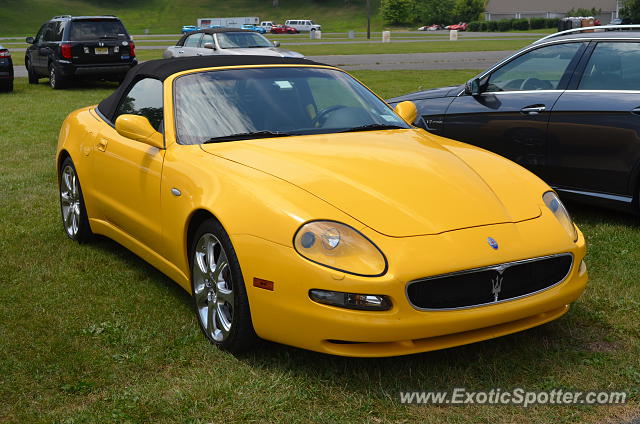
[1,74,639,423]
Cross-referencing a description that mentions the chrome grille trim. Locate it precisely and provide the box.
[406,253,574,311]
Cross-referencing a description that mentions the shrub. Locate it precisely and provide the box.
[530,17,546,29]
[467,21,482,31]
[511,18,530,30]
[479,21,488,31]
[486,20,498,31]
[545,17,560,28]
[497,19,512,31]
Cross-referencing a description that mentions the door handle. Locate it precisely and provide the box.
[632,107,640,115]
[97,138,108,152]
[520,105,546,115]
[178,50,184,54]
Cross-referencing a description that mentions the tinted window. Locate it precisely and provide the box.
[42,23,56,42]
[578,42,640,90]
[486,43,583,92]
[35,24,47,43]
[68,20,127,41]
[184,33,202,47]
[115,78,164,131]
[52,22,64,41]
[174,67,408,145]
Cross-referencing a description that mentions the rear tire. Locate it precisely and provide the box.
[0,79,12,92]
[49,63,68,89]
[26,58,38,84]
[190,218,258,354]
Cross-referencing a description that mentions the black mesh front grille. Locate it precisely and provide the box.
[406,254,573,310]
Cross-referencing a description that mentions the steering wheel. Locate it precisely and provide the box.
[312,105,349,127]
[520,77,553,91]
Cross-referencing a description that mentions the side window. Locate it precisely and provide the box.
[42,23,55,42]
[115,78,164,132]
[201,34,214,47]
[578,42,640,90]
[184,33,202,47]
[486,43,583,92]
[35,24,47,43]
[52,22,64,42]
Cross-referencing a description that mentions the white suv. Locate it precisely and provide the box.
[284,19,321,32]
[260,21,274,31]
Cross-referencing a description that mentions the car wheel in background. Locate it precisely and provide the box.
[59,157,93,243]
[49,63,68,89]
[190,218,258,353]
[26,58,38,84]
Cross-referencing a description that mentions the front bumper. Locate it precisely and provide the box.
[233,214,588,357]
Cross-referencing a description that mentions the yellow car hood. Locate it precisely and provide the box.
[200,129,541,237]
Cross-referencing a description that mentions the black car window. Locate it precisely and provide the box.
[486,43,583,92]
[35,24,46,43]
[52,21,64,42]
[41,23,56,42]
[184,34,202,47]
[68,20,127,41]
[115,78,164,132]
[578,42,640,90]
[201,33,214,47]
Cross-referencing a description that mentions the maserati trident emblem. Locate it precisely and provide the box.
[490,274,503,302]
[487,237,499,250]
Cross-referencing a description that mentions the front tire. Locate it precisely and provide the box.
[49,63,68,89]
[190,219,257,353]
[26,58,38,84]
[59,157,92,243]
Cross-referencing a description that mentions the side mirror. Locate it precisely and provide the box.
[203,42,214,50]
[394,101,418,125]
[26,37,34,44]
[464,78,482,96]
[272,40,281,47]
[115,114,164,149]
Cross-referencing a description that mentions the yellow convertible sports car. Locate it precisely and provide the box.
[56,56,588,357]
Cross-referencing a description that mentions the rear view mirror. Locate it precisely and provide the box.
[115,114,164,149]
[394,101,418,125]
[26,37,34,44]
[273,40,281,47]
[203,42,214,50]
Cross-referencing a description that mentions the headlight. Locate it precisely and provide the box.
[293,221,387,276]
[543,191,578,242]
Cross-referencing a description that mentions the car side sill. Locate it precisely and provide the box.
[89,218,191,292]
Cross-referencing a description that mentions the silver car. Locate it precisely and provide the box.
[163,28,303,59]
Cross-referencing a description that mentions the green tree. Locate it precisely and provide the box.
[380,0,416,25]
[622,0,640,22]
[454,0,484,22]
[415,0,455,24]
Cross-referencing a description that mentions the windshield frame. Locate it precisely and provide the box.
[214,32,272,49]
[170,65,410,146]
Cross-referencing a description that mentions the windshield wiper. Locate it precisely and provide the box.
[202,131,293,143]
[339,124,407,133]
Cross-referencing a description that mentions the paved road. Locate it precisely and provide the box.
[11,50,513,77]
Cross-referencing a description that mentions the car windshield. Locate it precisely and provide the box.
[216,32,272,48]
[68,20,127,41]
[174,67,410,145]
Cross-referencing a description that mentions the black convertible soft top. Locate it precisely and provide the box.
[97,55,325,122]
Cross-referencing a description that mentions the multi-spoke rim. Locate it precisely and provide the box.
[50,66,55,88]
[193,233,234,342]
[60,165,81,238]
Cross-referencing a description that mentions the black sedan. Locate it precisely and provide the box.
[388,27,640,213]
[0,45,13,92]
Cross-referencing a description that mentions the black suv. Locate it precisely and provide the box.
[0,45,13,92]
[25,15,137,89]
[388,26,640,213]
